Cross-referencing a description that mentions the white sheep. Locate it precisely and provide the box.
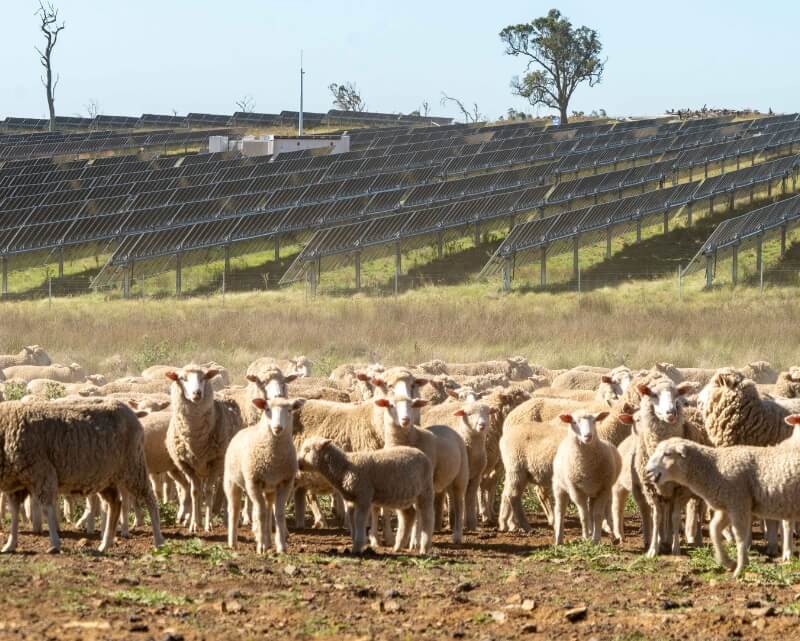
[3,363,84,384]
[297,436,435,554]
[0,399,163,553]
[0,345,51,369]
[224,397,305,554]
[552,409,621,544]
[595,366,635,406]
[645,430,800,578]
[374,395,468,544]
[165,365,243,533]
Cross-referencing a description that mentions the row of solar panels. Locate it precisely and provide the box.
[480,154,800,278]
[97,126,795,286]
[0,109,453,133]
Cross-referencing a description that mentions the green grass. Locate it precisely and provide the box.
[113,586,189,607]
[151,538,234,566]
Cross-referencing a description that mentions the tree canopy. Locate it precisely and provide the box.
[328,82,366,112]
[500,9,604,125]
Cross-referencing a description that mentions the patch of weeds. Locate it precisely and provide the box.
[43,381,65,400]
[59,586,90,613]
[152,538,233,567]
[688,545,727,580]
[472,612,493,625]
[780,602,800,615]
[156,500,177,528]
[3,381,26,401]
[625,555,662,574]
[301,614,350,637]
[132,337,175,371]
[528,540,624,572]
[113,586,188,607]
[744,557,800,586]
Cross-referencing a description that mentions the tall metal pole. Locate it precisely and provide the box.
[299,50,305,136]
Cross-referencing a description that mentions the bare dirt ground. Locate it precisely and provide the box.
[1,511,799,641]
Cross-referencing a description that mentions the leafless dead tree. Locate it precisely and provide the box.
[35,2,65,132]
[235,95,256,113]
[440,92,482,123]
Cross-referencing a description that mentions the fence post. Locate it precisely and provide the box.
[540,246,547,287]
[175,252,182,297]
[394,242,401,296]
[48,276,52,308]
[731,245,738,286]
[573,236,580,282]
[502,256,512,293]
[354,251,361,290]
[705,253,713,289]
[1,257,7,298]
[677,264,682,301]
[781,224,787,257]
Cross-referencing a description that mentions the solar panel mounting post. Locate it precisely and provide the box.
[606,226,612,259]
[731,245,738,286]
[354,252,361,290]
[781,225,787,257]
[1,258,7,298]
[663,211,669,234]
[636,218,642,242]
[175,252,182,297]
[436,232,443,260]
[705,254,714,289]
[756,235,763,277]
[275,236,281,262]
[687,202,693,226]
[502,256,512,293]
[573,236,580,282]
[540,246,547,287]
[57,246,64,279]
[394,242,401,295]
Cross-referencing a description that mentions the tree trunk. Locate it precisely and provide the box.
[46,63,55,132]
[559,103,569,126]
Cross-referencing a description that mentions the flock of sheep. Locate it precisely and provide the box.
[2,347,800,579]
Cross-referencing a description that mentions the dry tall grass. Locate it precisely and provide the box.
[0,280,797,379]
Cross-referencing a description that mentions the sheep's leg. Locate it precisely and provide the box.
[62,496,74,524]
[241,495,252,528]
[273,482,292,554]
[44,502,61,554]
[135,481,164,549]
[28,496,43,535]
[0,492,7,527]
[293,488,307,530]
[351,503,370,554]
[730,511,752,579]
[250,487,269,555]
[765,519,780,557]
[98,489,121,553]
[710,510,735,571]
[669,499,683,556]
[1,491,23,553]
[646,500,662,558]
[333,492,346,527]
[534,486,554,526]
[368,508,381,549]
[611,486,628,542]
[448,485,465,545]
[119,492,131,539]
[381,509,394,547]
[553,489,567,546]
[416,493,435,554]
[309,494,329,529]
[592,493,611,544]
[632,482,651,551]
[209,481,226,530]
[782,519,795,562]
[184,470,202,534]
[395,507,416,553]
[464,476,480,532]
[75,495,98,535]
[573,493,591,541]
[433,494,445,533]
[685,498,704,546]
[225,481,241,550]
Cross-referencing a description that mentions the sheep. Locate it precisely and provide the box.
[702,368,793,448]
[248,356,312,379]
[499,397,634,533]
[416,359,449,376]
[0,345,51,369]
[374,395,469,544]
[96,377,171,395]
[105,392,170,413]
[420,400,490,530]
[595,366,635,406]
[219,367,293,429]
[551,368,604,391]
[144,362,230,390]
[740,360,778,384]
[534,387,598,402]
[630,378,695,557]
[165,365,243,533]
[328,363,369,390]
[645,432,800,578]
[611,434,636,542]
[287,377,351,403]
[3,363,84,384]
[774,367,800,398]
[552,409,621,544]
[0,399,163,553]
[527,396,606,423]
[449,372,511,392]
[297,436,434,554]
[224,397,305,554]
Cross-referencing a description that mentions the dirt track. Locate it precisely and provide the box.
[1,512,799,641]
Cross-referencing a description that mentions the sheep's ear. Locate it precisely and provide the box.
[374,398,392,408]
[415,378,428,387]
[316,438,332,450]
[558,414,573,424]
[446,388,460,399]
[165,371,179,381]
[675,442,689,458]
[412,398,429,408]
[246,374,259,383]
[676,382,694,396]
[622,402,636,414]
[785,414,800,426]
[636,384,652,398]
[285,374,298,384]
[356,372,369,382]
[371,377,385,387]
[595,411,610,423]
[205,369,219,380]
[252,398,268,411]
[619,413,635,425]
[128,400,139,409]
[453,409,466,417]
[134,410,149,418]
[291,398,306,411]
[601,375,613,384]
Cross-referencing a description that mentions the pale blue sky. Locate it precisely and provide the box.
[1,0,795,122]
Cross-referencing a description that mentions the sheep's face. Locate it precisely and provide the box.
[297,437,330,470]
[247,372,287,400]
[454,403,489,434]
[637,382,691,424]
[374,396,428,428]
[560,410,609,445]
[613,369,633,394]
[167,367,217,403]
[291,357,312,378]
[253,398,305,436]
[645,439,689,485]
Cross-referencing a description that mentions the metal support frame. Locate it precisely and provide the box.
[705,253,714,288]
[606,226,612,259]
[704,161,708,179]
[731,245,738,286]
[57,246,64,279]
[572,235,580,281]
[274,236,281,262]
[223,244,230,284]
[781,224,788,257]
[175,252,182,297]
[394,242,401,295]
[354,251,361,290]
[436,232,443,260]
[1,257,7,297]
[729,189,735,211]
[687,201,693,226]
[663,210,669,234]
[540,246,547,286]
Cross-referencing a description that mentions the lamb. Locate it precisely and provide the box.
[499,397,634,532]
[0,399,163,553]
[630,378,695,557]
[702,368,793,448]
[610,434,636,542]
[774,367,800,399]
[374,395,468,544]
[552,410,621,544]
[224,397,305,554]
[420,400,490,530]
[144,362,230,390]
[0,345,51,369]
[551,368,604,391]
[595,366,635,406]
[3,363,84,384]
[645,433,800,577]
[297,436,434,554]
[219,367,292,428]
[165,365,243,533]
